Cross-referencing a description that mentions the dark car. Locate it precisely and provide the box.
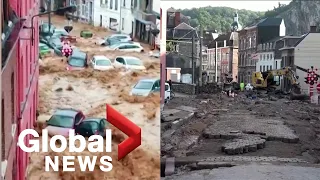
[45,108,86,137]
[66,50,88,70]
[75,118,107,137]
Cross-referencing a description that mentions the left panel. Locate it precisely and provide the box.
[3,0,162,179]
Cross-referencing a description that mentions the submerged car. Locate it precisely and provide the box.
[90,55,114,71]
[100,38,131,46]
[45,108,85,137]
[66,50,88,71]
[130,78,160,96]
[75,118,107,137]
[52,28,69,38]
[105,42,144,52]
[98,34,132,45]
[114,56,146,70]
[39,43,51,56]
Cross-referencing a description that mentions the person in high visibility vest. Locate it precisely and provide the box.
[240,82,245,91]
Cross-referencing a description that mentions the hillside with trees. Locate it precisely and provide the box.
[179,7,264,33]
[179,0,320,35]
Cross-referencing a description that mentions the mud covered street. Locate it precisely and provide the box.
[161,92,320,178]
[28,16,160,179]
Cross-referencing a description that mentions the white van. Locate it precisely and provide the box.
[165,82,171,103]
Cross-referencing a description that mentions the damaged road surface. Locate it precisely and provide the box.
[161,93,320,178]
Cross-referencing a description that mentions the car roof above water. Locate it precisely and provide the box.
[82,118,106,124]
[54,108,79,117]
[139,78,159,83]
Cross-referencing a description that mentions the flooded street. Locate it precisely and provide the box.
[28,15,160,179]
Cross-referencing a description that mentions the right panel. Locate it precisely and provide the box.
[161,0,320,179]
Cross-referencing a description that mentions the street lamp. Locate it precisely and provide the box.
[22,5,77,46]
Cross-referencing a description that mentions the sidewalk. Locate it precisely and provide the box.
[163,164,320,180]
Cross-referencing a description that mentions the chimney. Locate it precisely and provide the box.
[310,26,317,33]
[174,12,181,26]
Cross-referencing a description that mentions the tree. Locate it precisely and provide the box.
[179,6,264,33]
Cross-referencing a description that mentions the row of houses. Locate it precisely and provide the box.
[1,0,39,179]
[164,8,320,95]
[41,0,160,47]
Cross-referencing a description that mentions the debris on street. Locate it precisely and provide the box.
[162,90,320,177]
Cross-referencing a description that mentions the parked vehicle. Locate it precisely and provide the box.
[45,108,85,137]
[114,56,146,70]
[75,118,107,137]
[90,55,114,71]
[106,42,144,52]
[66,50,88,71]
[130,78,160,96]
[39,43,51,56]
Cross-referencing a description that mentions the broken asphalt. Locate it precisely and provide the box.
[161,91,320,178]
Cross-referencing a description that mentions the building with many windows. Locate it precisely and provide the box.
[1,0,39,179]
[238,17,285,84]
[256,36,284,72]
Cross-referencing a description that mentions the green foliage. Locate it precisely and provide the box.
[166,42,175,51]
[179,6,264,33]
[264,1,297,18]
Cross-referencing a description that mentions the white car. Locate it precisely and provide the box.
[114,56,146,70]
[130,79,160,96]
[97,34,132,45]
[107,34,132,42]
[106,42,144,52]
[90,55,114,71]
[245,83,254,91]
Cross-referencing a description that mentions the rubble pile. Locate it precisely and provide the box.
[222,137,266,155]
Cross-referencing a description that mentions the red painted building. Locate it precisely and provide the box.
[1,0,39,179]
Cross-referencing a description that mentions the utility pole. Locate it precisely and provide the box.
[192,33,195,84]
[199,26,203,86]
[215,41,218,82]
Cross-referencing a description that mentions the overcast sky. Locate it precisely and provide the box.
[162,1,291,12]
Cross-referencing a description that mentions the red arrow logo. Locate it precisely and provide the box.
[106,104,141,160]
